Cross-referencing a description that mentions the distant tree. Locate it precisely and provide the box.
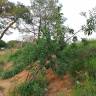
[7,40,21,48]
[81,38,88,46]
[81,7,96,35]
[0,40,7,48]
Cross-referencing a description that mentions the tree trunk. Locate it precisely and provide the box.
[38,17,41,39]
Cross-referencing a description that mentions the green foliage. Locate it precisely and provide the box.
[1,64,24,79]
[3,39,96,80]
[54,44,82,76]
[53,41,96,79]
[57,91,65,96]
[1,38,59,78]
[0,0,31,40]
[16,80,47,96]
[1,1,96,95]
[0,49,12,76]
[81,38,89,46]
[1,43,38,79]
[0,49,11,63]
[0,63,4,77]
[72,78,96,96]
[0,0,30,19]
[0,40,7,48]
[82,8,96,35]
[7,40,21,48]
[12,71,47,96]
[85,50,96,79]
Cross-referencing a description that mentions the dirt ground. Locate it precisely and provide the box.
[0,91,3,96]
[0,70,29,96]
[46,69,73,96]
[0,69,73,96]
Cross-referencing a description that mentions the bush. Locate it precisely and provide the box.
[82,38,89,46]
[55,42,96,79]
[85,56,96,79]
[72,78,96,96]
[16,80,47,96]
[54,45,84,76]
[0,40,7,49]
[3,39,60,79]
[3,39,96,80]
[1,43,38,79]
[12,71,47,96]
[7,40,21,48]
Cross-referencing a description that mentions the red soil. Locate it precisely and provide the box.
[46,69,73,96]
[0,69,73,96]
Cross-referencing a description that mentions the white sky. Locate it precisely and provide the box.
[3,0,96,41]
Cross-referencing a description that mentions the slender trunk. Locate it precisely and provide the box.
[0,20,17,40]
[38,17,41,39]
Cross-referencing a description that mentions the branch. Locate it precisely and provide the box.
[0,20,17,40]
[65,29,82,42]
[22,24,38,35]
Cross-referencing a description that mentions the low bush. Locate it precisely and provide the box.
[2,39,96,80]
[0,40,7,49]
[72,78,96,96]
[1,43,38,79]
[11,71,47,96]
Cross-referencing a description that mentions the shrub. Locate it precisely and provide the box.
[3,39,96,80]
[82,38,89,46]
[1,43,38,79]
[4,39,61,79]
[17,80,47,96]
[85,57,96,79]
[0,40,7,49]
[72,78,96,96]
[12,71,47,96]
[7,40,22,48]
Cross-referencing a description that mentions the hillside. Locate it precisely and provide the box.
[0,40,96,96]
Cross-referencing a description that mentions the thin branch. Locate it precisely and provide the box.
[65,29,82,42]
[22,23,38,35]
[0,20,17,40]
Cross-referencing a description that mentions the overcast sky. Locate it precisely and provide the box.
[3,0,96,41]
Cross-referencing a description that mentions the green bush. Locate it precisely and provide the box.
[0,40,7,49]
[1,64,25,79]
[2,39,96,80]
[16,80,47,96]
[2,39,60,79]
[55,42,96,79]
[12,71,47,96]
[1,43,38,79]
[72,78,96,96]
[85,57,96,79]
[54,44,84,76]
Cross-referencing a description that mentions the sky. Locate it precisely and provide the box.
[3,0,96,41]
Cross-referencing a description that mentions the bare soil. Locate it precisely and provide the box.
[0,91,3,96]
[0,69,73,96]
[46,69,73,96]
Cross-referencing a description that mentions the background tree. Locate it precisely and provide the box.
[0,40,7,48]
[7,40,22,48]
[81,7,96,35]
[30,0,68,43]
[0,0,31,40]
